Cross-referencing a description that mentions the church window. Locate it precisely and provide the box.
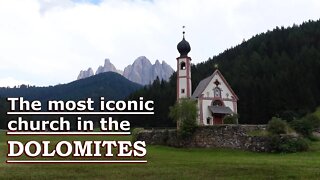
[207,117,211,125]
[180,62,186,70]
[212,100,223,106]
[181,89,185,94]
[213,87,221,97]
[214,79,220,86]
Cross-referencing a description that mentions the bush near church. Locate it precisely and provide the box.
[267,117,309,152]
[290,113,320,139]
[223,114,238,124]
[169,99,198,138]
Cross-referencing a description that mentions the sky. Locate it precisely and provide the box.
[0,0,319,87]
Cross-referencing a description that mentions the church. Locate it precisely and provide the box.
[176,32,238,125]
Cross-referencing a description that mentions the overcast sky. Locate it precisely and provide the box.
[0,0,319,87]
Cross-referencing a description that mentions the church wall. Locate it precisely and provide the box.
[202,99,213,124]
[202,74,234,100]
[136,125,270,152]
[224,101,236,112]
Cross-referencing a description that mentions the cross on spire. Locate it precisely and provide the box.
[182,25,185,38]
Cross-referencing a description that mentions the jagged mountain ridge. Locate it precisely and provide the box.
[77,56,174,85]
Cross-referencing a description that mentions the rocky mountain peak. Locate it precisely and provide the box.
[77,67,94,80]
[95,58,118,74]
[77,57,174,85]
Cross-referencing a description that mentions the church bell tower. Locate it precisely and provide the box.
[176,30,192,100]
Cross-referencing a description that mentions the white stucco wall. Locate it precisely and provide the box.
[178,78,187,98]
[202,74,235,101]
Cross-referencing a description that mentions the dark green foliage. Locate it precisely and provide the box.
[0,98,9,129]
[280,110,298,122]
[194,20,320,124]
[314,107,320,119]
[290,118,313,137]
[306,114,320,130]
[267,117,310,152]
[267,117,288,135]
[269,135,309,153]
[223,114,238,124]
[127,20,320,126]
[0,72,142,102]
[290,114,320,138]
[122,76,176,127]
[169,99,197,138]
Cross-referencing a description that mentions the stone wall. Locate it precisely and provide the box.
[136,125,270,152]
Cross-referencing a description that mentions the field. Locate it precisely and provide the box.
[1,131,320,179]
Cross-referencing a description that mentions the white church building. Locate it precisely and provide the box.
[176,32,238,125]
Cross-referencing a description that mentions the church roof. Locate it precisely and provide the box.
[208,106,233,114]
[191,69,239,100]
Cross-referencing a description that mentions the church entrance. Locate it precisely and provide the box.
[213,114,224,124]
[209,99,233,125]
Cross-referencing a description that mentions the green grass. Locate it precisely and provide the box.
[247,129,269,137]
[1,132,320,179]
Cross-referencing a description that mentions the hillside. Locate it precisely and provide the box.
[126,19,320,126]
[0,71,142,104]
[0,72,142,129]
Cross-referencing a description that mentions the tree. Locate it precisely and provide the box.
[169,99,198,138]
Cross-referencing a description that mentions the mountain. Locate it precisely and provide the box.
[123,56,174,85]
[125,19,320,127]
[0,72,142,102]
[77,56,174,85]
[95,59,122,75]
[77,67,94,80]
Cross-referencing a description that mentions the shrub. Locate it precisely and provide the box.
[223,114,238,124]
[306,114,320,130]
[281,137,309,152]
[267,117,288,135]
[290,118,313,137]
[269,135,309,153]
[314,107,320,118]
[267,117,310,152]
[280,110,298,122]
[131,128,144,142]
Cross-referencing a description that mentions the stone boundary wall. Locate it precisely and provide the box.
[136,125,270,152]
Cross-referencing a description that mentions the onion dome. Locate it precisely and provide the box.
[177,32,191,57]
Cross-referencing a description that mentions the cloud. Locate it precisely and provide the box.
[0,0,319,87]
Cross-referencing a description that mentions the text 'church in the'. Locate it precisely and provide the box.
[176,32,238,125]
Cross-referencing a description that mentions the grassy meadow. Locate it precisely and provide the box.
[1,131,320,179]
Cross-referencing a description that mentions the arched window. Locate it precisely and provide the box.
[180,62,186,70]
[212,100,223,106]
